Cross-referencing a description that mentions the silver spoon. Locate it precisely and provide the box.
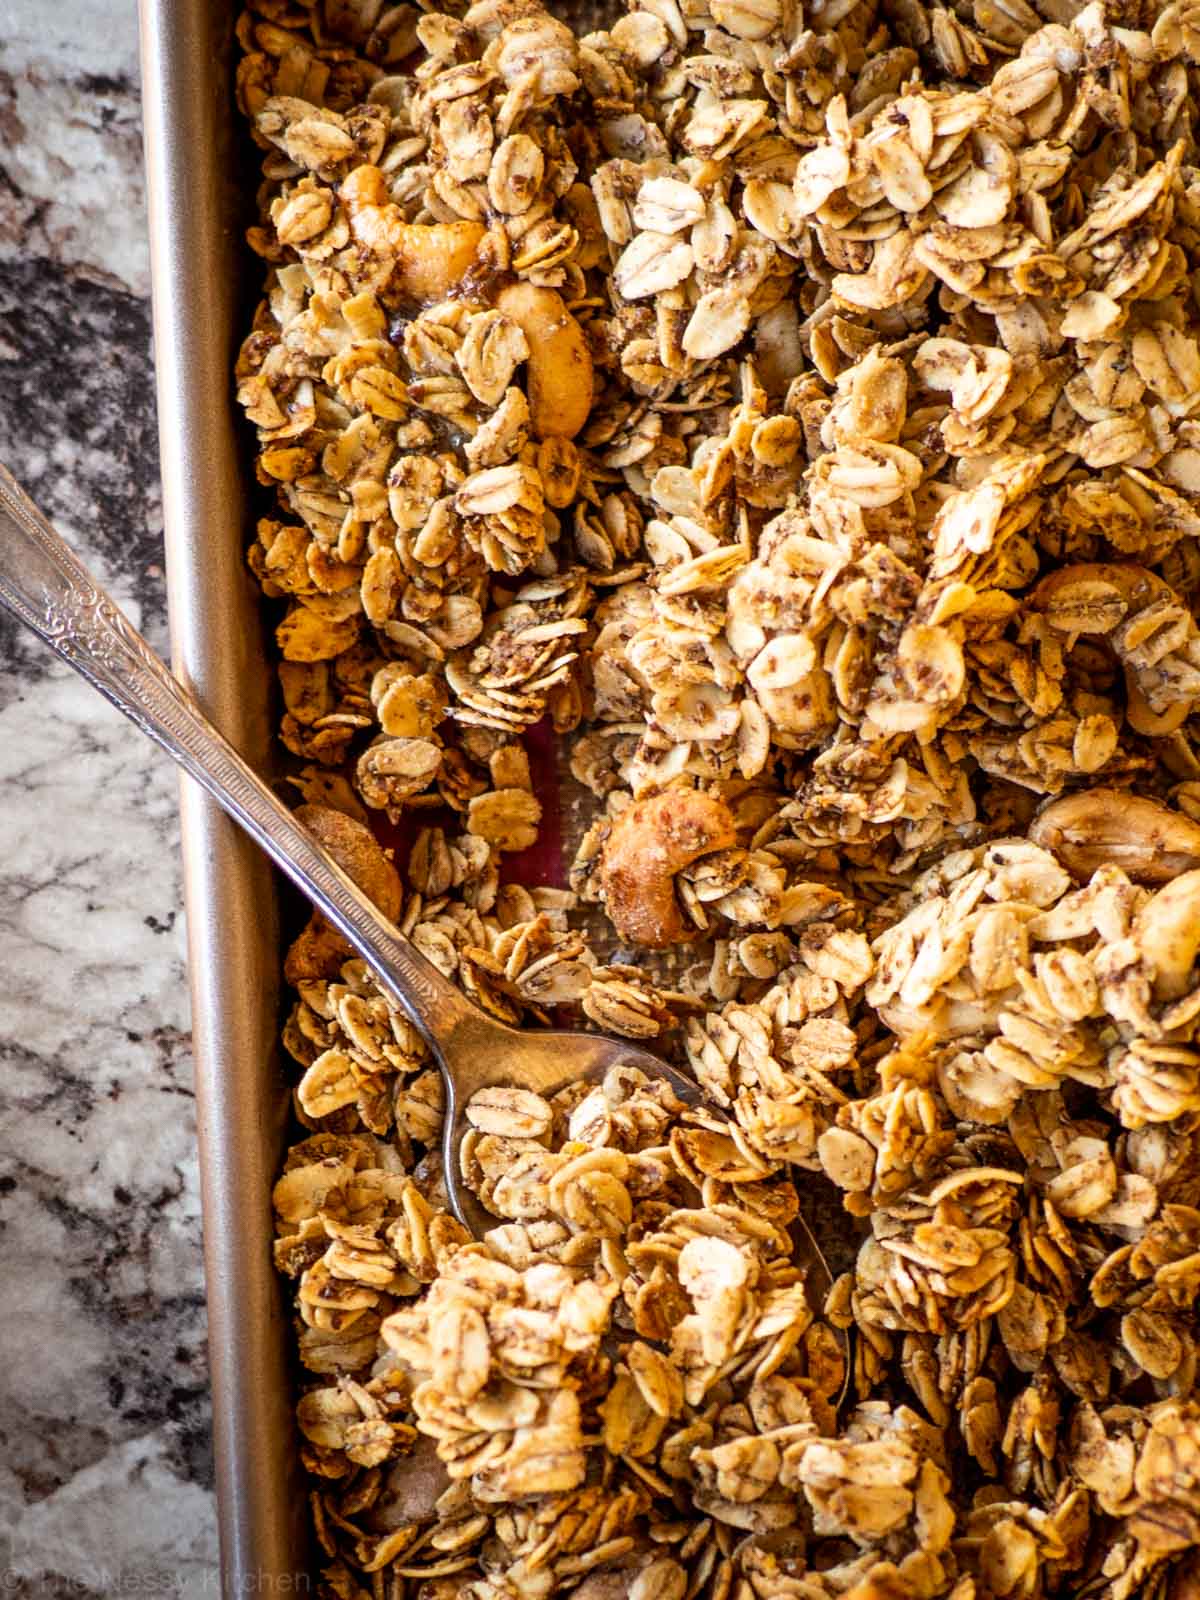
[0,462,836,1303]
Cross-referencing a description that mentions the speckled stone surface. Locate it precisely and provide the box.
[0,2,219,1593]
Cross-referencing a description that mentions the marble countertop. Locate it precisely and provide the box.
[0,2,219,1592]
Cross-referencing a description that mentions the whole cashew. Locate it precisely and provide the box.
[494,280,593,440]
[1030,562,1193,736]
[341,166,485,303]
[600,790,738,949]
[1134,869,1200,999]
[1029,790,1200,883]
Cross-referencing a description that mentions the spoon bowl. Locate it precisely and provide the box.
[435,1007,837,1314]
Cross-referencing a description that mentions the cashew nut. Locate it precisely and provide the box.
[1134,869,1200,999]
[341,166,485,303]
[285,804,403,982]
[1030,562,1195,736]
[1029,790,1200,884]
[494,280,593,440]
[297,804,403,920]
[600,790,738,949]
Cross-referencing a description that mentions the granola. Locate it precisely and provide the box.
[236,0,1200,1593]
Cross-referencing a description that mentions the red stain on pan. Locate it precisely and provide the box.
[369,717,567,890]
[506,716,567,890]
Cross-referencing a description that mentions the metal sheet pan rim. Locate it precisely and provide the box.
[138,0,307,1590]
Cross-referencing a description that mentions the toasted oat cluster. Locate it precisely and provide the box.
[237,0,1200,1593]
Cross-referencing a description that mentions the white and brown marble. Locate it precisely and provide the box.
[0,1,218,1593]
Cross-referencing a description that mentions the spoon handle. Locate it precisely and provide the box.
[0,462,480,1052]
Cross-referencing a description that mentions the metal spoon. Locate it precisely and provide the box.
[0,463,836,1301]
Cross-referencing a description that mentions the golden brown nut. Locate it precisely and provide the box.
[296,804,403,921]
[1029,791,1200,884]
[285,805,403,982]
[599,790,738,949]
[493,280,593,439]
[341,166,485,302]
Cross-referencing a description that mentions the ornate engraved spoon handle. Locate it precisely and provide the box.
[0,461,480,1050]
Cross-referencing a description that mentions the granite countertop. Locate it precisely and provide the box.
[0,2,219,1592]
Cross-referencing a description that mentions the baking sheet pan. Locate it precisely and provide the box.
[138,0,310,1588]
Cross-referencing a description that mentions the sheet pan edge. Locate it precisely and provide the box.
[138,0,308,1589]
